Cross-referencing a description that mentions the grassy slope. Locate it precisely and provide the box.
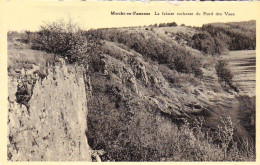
[8,35,54,79]
[86,24,255,160]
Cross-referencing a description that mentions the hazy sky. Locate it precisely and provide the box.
[0,1,258,31]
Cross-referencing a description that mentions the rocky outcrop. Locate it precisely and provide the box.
[8,63,92,161]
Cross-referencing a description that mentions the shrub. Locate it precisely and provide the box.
[171,54,202,78]
[215,60,233,87]
[158,23,167,27]
[166,22,178,27]
[31,20,88,63]
[158,22,178,27]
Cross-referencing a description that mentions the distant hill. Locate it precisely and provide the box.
[198,20,256,52]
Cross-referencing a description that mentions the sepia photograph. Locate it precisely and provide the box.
[0,1,258,163]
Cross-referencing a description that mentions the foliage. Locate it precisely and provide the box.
[89,28,202,77]
[30,20,88,63]
[202,22,256,51]
[86,67,253,161]
[167,22,178,27]
[158,22,178,27]
[191,31,224,55]
[87,85,255,162]
[172,54,202,77]
[215,60,233,87]
[191,21,256,55]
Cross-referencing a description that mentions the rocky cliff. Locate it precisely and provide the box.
[8,62,91,161]
[7,21,256,161]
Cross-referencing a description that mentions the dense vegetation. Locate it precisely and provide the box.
[86,28,203,77]
[87,76,255,161]
[191,21,256,54]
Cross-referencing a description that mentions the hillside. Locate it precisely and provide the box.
[7,20,256,161]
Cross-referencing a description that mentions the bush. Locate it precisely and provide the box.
[31,20,88,63]
[171,54,203,78]
[158,22,178,27]
[215,60,233,87]
[167,22,178,27]
[158,23,167,27]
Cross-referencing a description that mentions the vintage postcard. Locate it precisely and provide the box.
[0,1,259,164]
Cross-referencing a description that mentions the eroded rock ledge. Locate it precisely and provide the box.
[8,63,91,161]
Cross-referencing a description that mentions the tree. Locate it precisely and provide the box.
[31,19,88,63]
[215,60,233,87]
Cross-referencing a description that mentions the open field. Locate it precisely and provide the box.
[222,50,256,96]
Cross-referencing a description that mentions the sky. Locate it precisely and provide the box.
[0,1,259,31]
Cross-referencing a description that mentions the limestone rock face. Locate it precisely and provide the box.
[8,64,91,161]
